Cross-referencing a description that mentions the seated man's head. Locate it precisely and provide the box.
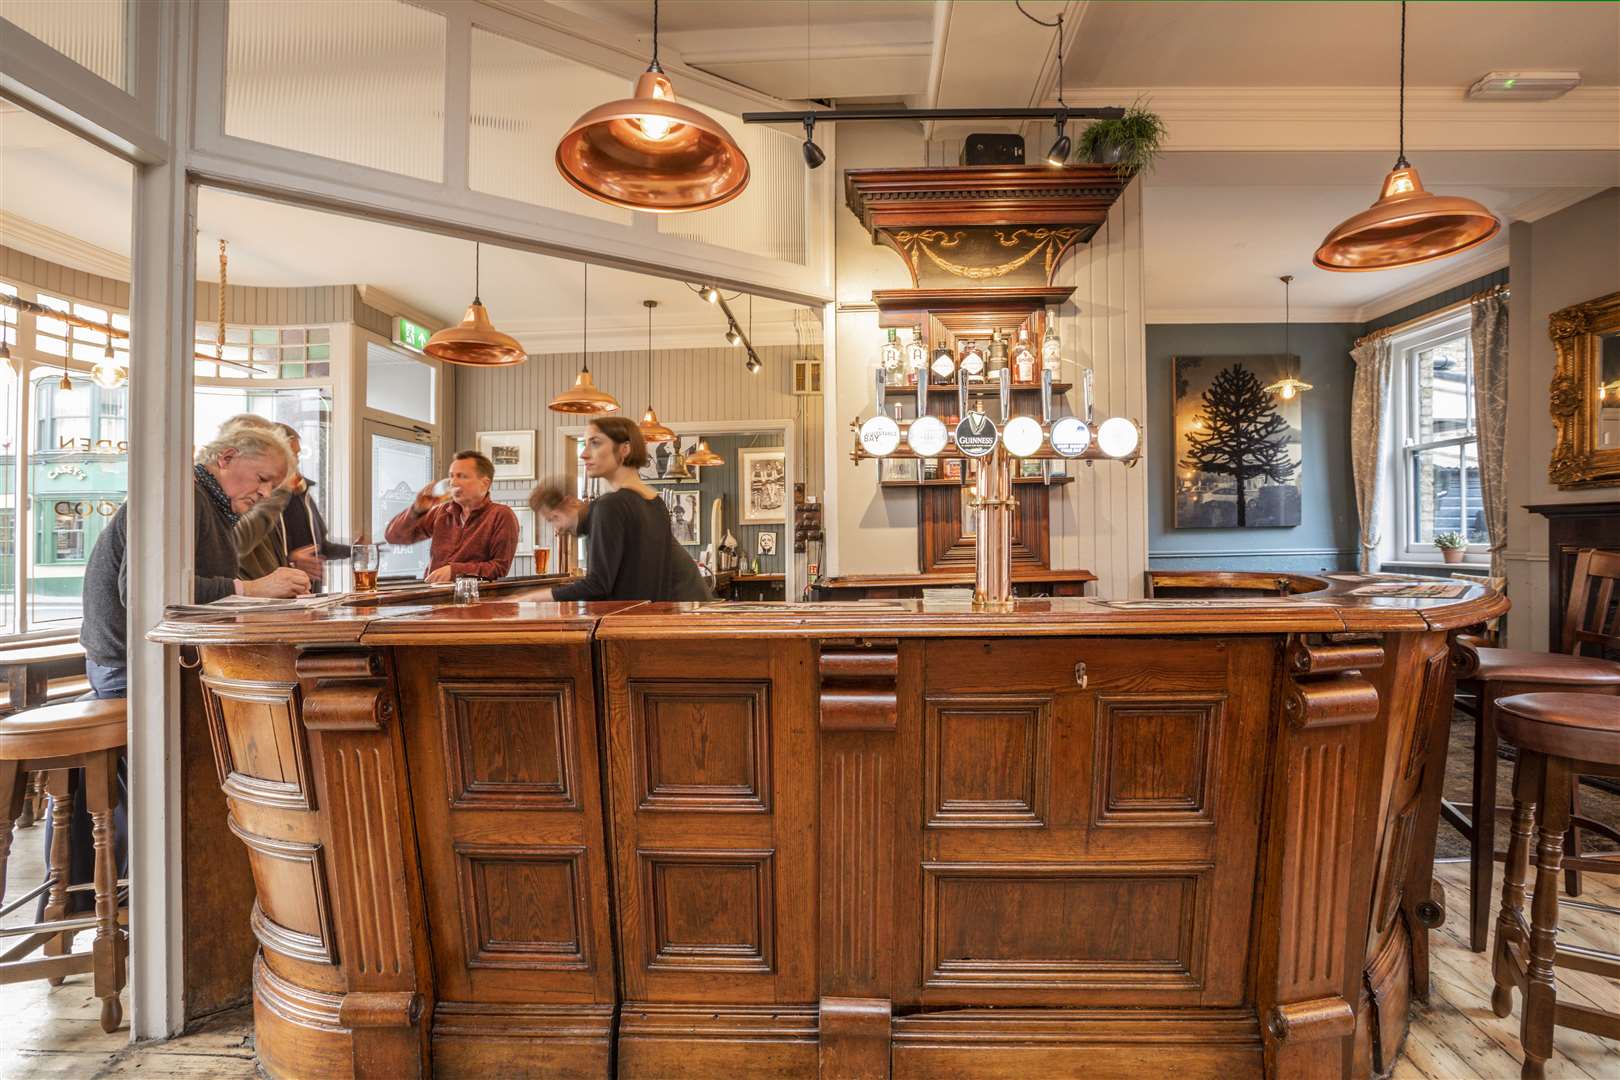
[529,478,586,534]
[449,451,495,507]
[198,423,294,514]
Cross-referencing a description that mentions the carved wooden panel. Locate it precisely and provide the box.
[1093,697,1221,826]
[1373,796,1419,935]
[630,680,772,813]
[922,863,1202,988]
[826,746,889,990]
[322,741,413,979]
[455,844,590,970]
[227,816,335,965]
[438,680,578,810]
[641,849,776,973]
[925,695,1051,828]
[1276,739,1358,993]
[1404,649,1452,782]
[200,674,311,810]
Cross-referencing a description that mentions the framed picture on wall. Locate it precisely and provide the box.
[476,429,536,481]
[738,447,787,524]
[1172,355,1302,528]
[513,506,536,555]
[664,490,701,545]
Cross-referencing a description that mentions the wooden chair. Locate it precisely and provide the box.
[1489,691,1620,1079]
[0,699,128,1032]
[1447,549,1620,952]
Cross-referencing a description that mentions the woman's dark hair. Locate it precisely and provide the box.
[589,416,649,469]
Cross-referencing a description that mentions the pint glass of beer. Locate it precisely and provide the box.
[352,543,380,592]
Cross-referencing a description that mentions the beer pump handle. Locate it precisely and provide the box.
[956,368,969,421]
[998,366,1011,423]
[1082,368,1095,426]
[874,368,887,416]
[915,356,928,419]
[1040,368,1054,424]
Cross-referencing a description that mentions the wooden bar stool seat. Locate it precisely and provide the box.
[0,698,128,1032]
[1490,691,1620,1079]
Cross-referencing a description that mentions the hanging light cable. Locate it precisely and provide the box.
[425,242,527,367]
[1314,1,1499,271]
[1263,275,1313,400]
[555,0,750,212]
[639,299,676,443]
[549,263,620,414]
[1017,2,1071,166]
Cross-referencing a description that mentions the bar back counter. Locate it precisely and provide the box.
[149,573,1506,1079]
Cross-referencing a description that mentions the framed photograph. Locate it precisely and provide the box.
[1173,355,1302,528]
[757,530,778,556]
[512,506,537,556]
[739,447,787,523]
[880,457,919,483]
[476,430,536,481]
[664,490,701,545]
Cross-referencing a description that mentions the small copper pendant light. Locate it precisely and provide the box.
[1263,275,1313,400]
[685,437,724,468]
[555,0,750,214]
[639,299,676,443]
[426,243,527,367]
[1314,2,1498,272]
[549,263,620,415]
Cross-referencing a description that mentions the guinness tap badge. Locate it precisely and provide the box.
[858,414,901,456]
[953,412,999,458]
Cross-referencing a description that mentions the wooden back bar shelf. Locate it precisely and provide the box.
[151,573,1507,1079]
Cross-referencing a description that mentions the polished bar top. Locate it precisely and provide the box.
[150,571,1506,644]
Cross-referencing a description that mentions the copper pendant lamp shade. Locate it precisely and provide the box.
[1313,165,1499,272]
[638,300,676,442]
[554,1,749,213]
[550,262,620,415]
[1314,2,1499,272]
[426,243,528,367]
[685,439,724,468]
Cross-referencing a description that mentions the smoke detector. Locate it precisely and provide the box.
[1466,71,1582,101]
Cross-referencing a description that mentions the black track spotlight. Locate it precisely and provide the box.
[725,324,743,347]
[801,116,825,169]
[745,352,762,374]
[1046,110,1071,167]
[700,284,720,304]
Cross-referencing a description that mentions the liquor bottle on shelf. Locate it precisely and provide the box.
[930,342,956,384]
[1011,326,1036,384]
[960,339,986,383]
[987,329,1008,382]
[1042,307,1062,377]
[904,329,927,386]
[879,329,903,386]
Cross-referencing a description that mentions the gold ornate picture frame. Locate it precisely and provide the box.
[1549,289,1620,488]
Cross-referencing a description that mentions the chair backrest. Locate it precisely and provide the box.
[1562,548,1620,659]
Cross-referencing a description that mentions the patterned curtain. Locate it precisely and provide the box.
[1350,337,1394,572]
[1470,292,1509,577]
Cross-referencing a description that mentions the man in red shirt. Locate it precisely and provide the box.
[385,450,518,583]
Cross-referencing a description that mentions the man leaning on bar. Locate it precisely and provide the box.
[384,449,518,583]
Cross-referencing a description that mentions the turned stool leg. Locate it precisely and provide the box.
[17,771,41,828]
[1563,776,1583,898]
[84,750,124,1032]
[0,760,20,903]
[43,771,73,983]
[1471,690,1503,952]
[1521,753,1571,1080]
[1493,756,1537,1018]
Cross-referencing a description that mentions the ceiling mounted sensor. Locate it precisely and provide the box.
[549,263,620,415]
[1467,70,1582,101]
[638,299,676,444]
[1314,2,1499,272]
[425,243,527,367]
[554,0,749,213]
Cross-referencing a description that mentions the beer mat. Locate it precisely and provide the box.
[1348,582,1469,599]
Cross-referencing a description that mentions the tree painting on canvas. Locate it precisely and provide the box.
[1173,355,1302,528]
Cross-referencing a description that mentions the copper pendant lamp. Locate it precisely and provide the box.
[554,0,750,213]
[639,299,676,443]
[685,437,724,468]
[425,243,527,367]
[549,263,620,415]
[1314,2,1498,272]
[1262,275,1313,400]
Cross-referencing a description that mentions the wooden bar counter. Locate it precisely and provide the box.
[149,573,1506,1079]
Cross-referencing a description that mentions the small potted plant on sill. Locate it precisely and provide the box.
[1077,101,1167,177]
[1434,532,1468,564]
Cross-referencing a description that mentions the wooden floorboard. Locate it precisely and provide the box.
[0,844,1612,1077]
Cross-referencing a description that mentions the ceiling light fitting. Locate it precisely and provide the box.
[685,438,724,468]
[549,262,619,415]
[801,115,826,170]
[1467,70,1582,101]
[555,0,750,213]
[426,242,527,367]
[1263,274,1312,400]
[1314,2,1499,272]
[638,299,676,444]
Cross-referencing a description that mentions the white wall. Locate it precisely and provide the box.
[1503,188,1620,648]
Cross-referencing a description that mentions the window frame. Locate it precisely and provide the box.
[1390,309,1486,563]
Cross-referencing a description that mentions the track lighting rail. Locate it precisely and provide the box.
[741,107,1123,125]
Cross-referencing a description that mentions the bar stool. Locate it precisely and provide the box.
[1490,692,1620,1079]
[0,699,128,1032]
[1448,548,1620,951]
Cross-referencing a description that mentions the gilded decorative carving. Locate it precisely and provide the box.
[1546,289,1620,488]
[882,226,1084,287]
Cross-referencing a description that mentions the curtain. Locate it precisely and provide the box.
[1350,337,1394,572]
[1470,291,1509,578]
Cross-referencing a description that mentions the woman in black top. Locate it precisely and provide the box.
[536,417,712,603]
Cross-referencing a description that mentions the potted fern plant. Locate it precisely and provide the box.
[1078,102,1166,177]
[1434,532,1468,564]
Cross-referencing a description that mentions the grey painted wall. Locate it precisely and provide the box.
[1146,322,1361,573]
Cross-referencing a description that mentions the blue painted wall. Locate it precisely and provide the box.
[1146,323,1362,573]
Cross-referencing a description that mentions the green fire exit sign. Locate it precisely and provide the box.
[394,316,430,352]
